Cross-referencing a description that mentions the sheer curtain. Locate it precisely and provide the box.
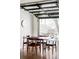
[39,19,58,37]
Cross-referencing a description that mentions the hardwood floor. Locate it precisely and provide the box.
[20,44,57,59]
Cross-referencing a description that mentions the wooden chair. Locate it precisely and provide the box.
[27,37,43,54]
[23,36,27,49]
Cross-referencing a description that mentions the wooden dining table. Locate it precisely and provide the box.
[27,36,50,45]
[23,36,56,55]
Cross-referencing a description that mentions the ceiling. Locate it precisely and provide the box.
[21,0,43,3]
[20,0,56,3]
[20,0,59,19]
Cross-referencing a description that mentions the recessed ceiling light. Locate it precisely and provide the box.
[43,7,58,10]
[41,4,57,8]
[24,6,39,9]
[38,15,48,17]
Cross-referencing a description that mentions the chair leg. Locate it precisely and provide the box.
[27,45,28,54]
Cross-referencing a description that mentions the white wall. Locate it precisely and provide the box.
[32,15,39,36]
[20,9,39,49]
[20,9,33,49]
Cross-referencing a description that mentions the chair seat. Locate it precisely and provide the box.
[24,42,27,44]
[46,44,56,46]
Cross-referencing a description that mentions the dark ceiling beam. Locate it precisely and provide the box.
[21,6,28,11]
[29,9,58,13]
[57,0,59,8]
[38,16,59,19]
[21,1,58,7]
[25,6,58,10]
[37,14,59,17]
[37,4,41,9]
[34,12,59,16]
[32,11,59,14]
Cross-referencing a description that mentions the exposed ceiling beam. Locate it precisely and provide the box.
[37,14,59,16]
[29,9,59,13]
[33,11,59,14]
[34,12,59,16]
[38,16,59,19]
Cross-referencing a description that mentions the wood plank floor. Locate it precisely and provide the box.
[20,44,57,59]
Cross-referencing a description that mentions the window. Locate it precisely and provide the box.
[39,19,58,37]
